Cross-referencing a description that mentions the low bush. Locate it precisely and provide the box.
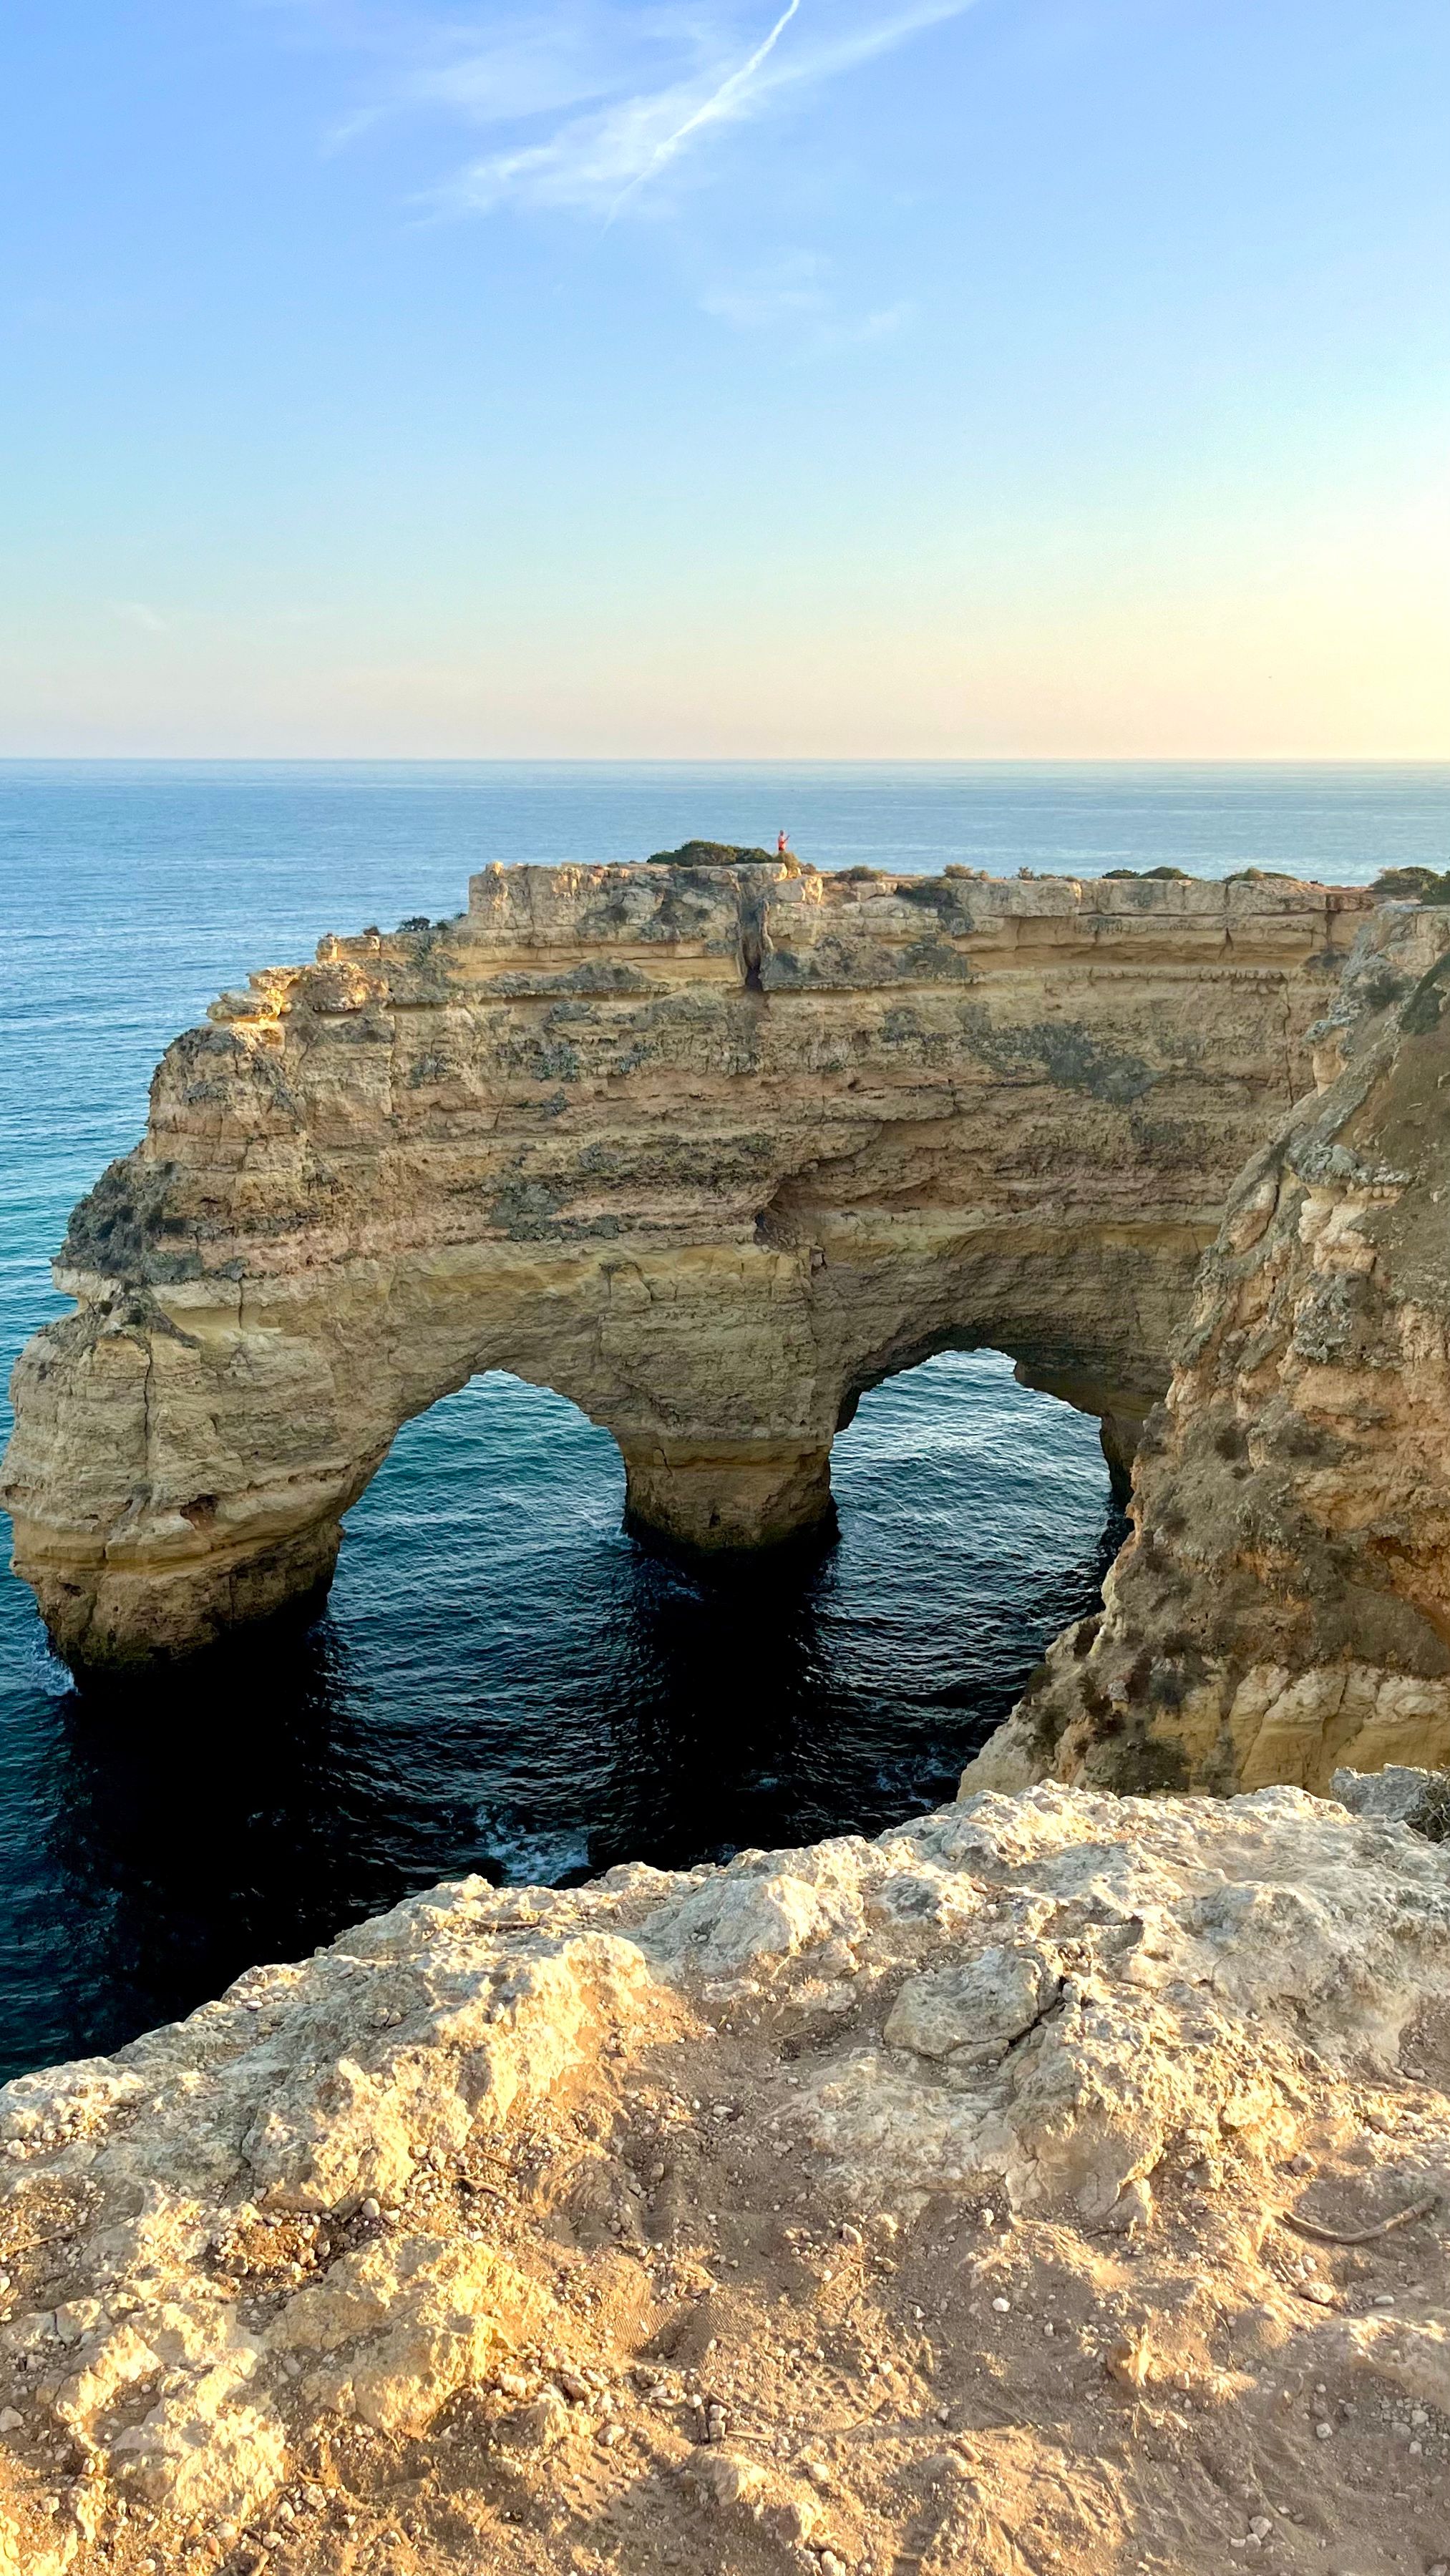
[1373,865,1450,904]
[647,840,776,867]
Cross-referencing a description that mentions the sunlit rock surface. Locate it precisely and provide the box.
[1,863,1364,1672]
[968,898,1450,1797]
[1,1779,1449,2573]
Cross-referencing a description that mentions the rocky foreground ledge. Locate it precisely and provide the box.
[1,1782,1449,2576]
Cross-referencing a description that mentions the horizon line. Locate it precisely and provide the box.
[2,752,1449,770]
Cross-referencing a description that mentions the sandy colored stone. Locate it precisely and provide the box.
[0,1781,1449,2572]
[965,896,1450,1799]
[1,863,1366,1669]
[881,1943,1059,2061]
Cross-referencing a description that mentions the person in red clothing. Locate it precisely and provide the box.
[777,828,792,857]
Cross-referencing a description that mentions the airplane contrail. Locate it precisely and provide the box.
[608,0,804,220]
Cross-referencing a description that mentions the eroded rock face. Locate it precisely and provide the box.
[1,1782,1448,2574]
[968,900,1450,1797]
[1,863,1364,1672]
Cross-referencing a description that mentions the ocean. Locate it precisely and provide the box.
[1,760,1446,2082]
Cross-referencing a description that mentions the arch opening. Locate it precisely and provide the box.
[833,1329,1161,1515]
[325,1351,1126,1900]
[0,1355,1122,2074]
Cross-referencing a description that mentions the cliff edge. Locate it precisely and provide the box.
[1,1779,1449,2576]
[966,897,1450,1797]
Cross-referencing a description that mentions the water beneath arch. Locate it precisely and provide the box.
[0,1355,1120,2079]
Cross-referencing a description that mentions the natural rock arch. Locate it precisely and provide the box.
[1,860,1369,1674]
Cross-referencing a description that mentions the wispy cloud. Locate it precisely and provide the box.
[606,0,802,220]
[293,1,983,221]
[702,250,912,351]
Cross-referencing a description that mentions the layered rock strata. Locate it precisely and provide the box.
[1,1780,1449,2576]
[1,864,1366,1672]
[968,899,1450,1797]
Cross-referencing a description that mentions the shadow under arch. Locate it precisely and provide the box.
[2,1355,1124,2078]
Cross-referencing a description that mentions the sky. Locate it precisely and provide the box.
[1,0,1448,758]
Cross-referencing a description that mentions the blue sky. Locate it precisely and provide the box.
[2,0,1448,755]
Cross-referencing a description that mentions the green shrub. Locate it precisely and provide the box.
[1373,865,1450,904]
[647,840,776,867]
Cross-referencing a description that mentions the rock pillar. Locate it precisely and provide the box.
[617,1435,835,1553]
[19,1516,345,1679]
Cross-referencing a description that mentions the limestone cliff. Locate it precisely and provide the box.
[967,898,1450,1797]
[2,1780,1449,2576]
[1,864,1363,1673]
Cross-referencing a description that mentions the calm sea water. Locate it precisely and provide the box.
[1,761,1446,2081]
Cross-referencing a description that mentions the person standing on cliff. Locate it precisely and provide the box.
[777,829,792,859]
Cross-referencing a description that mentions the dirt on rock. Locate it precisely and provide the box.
[1,1782,1449,2576]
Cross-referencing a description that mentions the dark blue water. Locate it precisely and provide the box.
[2,761,1446,2082]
